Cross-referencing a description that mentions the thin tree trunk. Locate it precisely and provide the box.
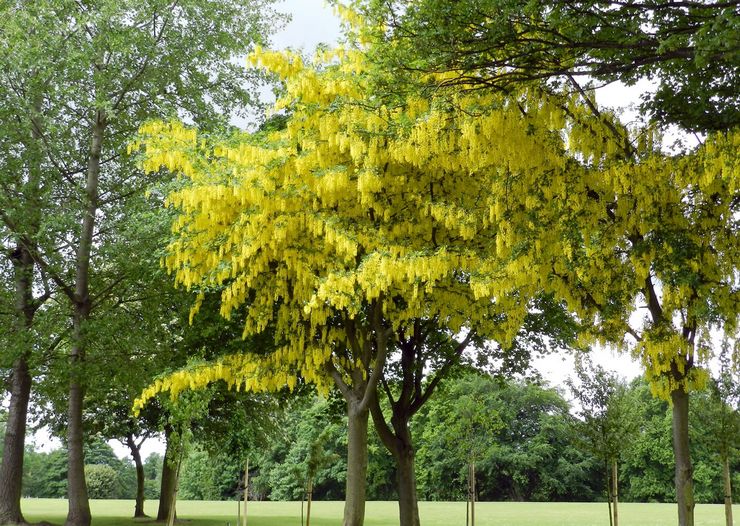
[612,459,619,526]
[343,401,369,526]
[242,458,248,526]
[306,477,312,526]
[722,451,733,526]
[606,457,613,526]
[0,356,31,526]
[470,461,475,526]
[671,388,695,526]
[126,435,148,518]
[66,110,105,526]
[157,433,177,522]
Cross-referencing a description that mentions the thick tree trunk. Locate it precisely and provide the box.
[0,244,37,525]
[343,402,369,526]
[126,435,147,518]
[0,357,31,526]
[671,388,694,526]
[157,435,178,522]
[612,459,619,526]
[395,445,420,526]
[722,451,733,526]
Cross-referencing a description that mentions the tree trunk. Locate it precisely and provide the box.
[66,340,90,526]
[157,434,178,522]
[612,458,619,526]
[0,357,31,526]
[242,458,248,526]
[369,397,420,526]
[65,109,105,526]
[469,461,475,526]
[671,388,694,526]
[395,447,420,526]
[166,450,182,526]
[722,451,733,526]
[0,243,38,525]
[606,457,613,526]
[343,401,369,526]
[306,477,312,526]
[126,435,147,518]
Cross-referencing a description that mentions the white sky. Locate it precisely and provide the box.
[35,0,648,460]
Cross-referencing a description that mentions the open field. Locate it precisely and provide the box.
[21,499,738,526]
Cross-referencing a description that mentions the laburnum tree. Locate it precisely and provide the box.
[132,34,587,526]
[134,13,738,526]
[356,5,739,526]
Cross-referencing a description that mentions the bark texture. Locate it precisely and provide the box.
[0,357,31,526]
[671,388,695,526]
[65,111,105,526]
[343,403,369,526]
[157,435,178,522]
[0,229,41,525]
[369,399,420,526]
[126,436,147,518]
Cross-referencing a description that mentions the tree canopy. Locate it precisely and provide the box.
[360,0,740,132]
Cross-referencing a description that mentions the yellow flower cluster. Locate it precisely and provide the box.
[132,20,738,409]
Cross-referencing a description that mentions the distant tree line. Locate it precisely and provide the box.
[11,373,737,504]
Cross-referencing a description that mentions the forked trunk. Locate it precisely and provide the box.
[126,436,147,518]
[722,451,733,526]
[671,388,695,526]
[369,397,420,526]
[343,401,369,526]
[0,356,31,526]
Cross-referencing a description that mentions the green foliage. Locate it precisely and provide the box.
[567,355,640,464]
[143,453,162,500]
[22,449,68,498]
[179,449,241,501]
[254,396,347,501]
[415,373,600,502]
[361,0,740,131]
[84,465,119,500]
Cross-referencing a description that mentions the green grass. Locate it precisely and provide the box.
[22,499,737,526]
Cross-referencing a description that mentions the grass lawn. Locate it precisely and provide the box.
[22,499,737,526]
